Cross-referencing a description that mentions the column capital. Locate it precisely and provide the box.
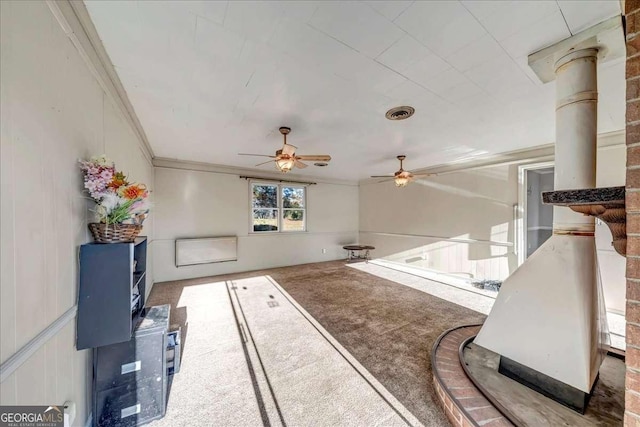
[528,16,623,83]
[554,48,599,72]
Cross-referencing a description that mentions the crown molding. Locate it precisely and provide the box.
[46,0,154,164]
[153,157,359,187]
[597,129,626,149]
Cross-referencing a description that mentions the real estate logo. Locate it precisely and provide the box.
[0,405,64,427]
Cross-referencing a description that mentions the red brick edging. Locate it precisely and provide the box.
[431,325,513,427]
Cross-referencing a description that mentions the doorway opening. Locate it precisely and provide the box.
[517,162,554,266]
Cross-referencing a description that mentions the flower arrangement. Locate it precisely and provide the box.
[79,155,150,225]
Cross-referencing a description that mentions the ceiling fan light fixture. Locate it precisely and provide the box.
[394,176,410,187]
[276,157,295,173]
[238,126,331,173]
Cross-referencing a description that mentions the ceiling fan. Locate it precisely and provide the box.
[371,155,433,187]
[239,127,331,173]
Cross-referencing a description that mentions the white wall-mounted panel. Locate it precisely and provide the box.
[176,237,238,267]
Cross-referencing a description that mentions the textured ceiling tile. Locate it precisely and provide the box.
[185,1,228,25]
[556,0,620,34]
[375,35,433,74]
[223,1,283,44]
[366,0,414,22]
[195,15,245,62]
[310,2,404,58]
[464,0,560,41]
[464,54,533,96]
[394,1,487,58]
[402,53,451,88]
[498,10,571,59]
[445,34,504,73]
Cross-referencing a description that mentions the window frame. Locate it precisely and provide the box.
[249,180,307,234]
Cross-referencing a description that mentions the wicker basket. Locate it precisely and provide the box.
[89,223,143,243]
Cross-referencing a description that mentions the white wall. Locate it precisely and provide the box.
[360,164,519,281]
[596,144,626,314]
[153,166,358,282]
[0,1,154,424]
[359,140,626,312]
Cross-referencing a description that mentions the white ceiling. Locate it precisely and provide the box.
[85,0,623,180]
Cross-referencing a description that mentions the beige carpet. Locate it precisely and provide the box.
[147,260,486,426]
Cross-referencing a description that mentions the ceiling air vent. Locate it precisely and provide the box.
[385,106,415,121]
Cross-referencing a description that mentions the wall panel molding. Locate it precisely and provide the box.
[0,306,77,383]
[360,231,514,247]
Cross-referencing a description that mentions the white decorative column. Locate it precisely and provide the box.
[553,48,598,233]
[472,30,621,410]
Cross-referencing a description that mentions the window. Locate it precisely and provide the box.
[251,182,306,233]
[282,186,305,231]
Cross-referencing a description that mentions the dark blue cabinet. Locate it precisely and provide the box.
[77,237,170,426]
[77,237,147,350]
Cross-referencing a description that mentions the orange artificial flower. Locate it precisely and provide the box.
[118,183,148,200]
[108,171,129,190]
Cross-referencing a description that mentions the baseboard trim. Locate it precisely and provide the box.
[0,305,77,383]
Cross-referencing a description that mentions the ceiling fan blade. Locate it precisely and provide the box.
[370,175,395,178]
[294,160,308,169]
[282,143,297,156]
[377,178,395,184]
[255,160,275,167]
[296,155,331,161]
[239,153,276,158]
[410,173,434,179]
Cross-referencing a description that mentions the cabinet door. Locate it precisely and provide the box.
[77,243,133,350]
[95,332,165,391]
[96,378,164,427]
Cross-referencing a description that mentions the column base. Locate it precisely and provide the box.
[499,356,594,414]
